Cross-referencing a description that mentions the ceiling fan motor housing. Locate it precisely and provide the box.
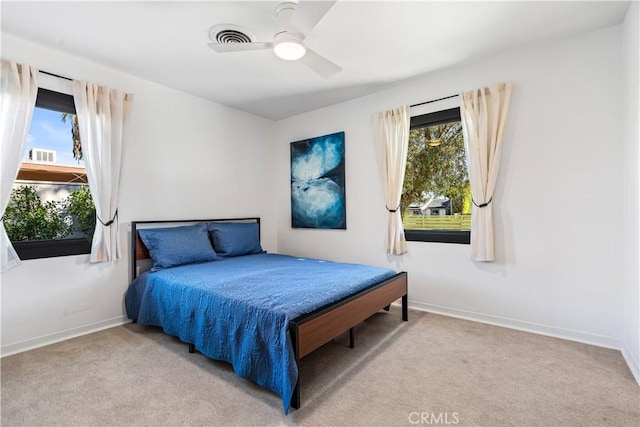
[276,2,298,27]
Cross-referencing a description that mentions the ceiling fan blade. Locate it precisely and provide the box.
[300,48,342,78]
[292,0,337,35]
[208,42,272,53]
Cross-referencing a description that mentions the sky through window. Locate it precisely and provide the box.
[25,107,83,167]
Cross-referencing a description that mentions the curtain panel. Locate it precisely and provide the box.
[373,106,410,255]
[460,82,513,261]
[0,60,38,272]
[72,80,132,263]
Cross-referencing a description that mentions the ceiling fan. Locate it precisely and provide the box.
[207,1,342,78]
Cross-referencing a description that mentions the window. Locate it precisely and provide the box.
[3,88,96,259]
[402,107,471,244]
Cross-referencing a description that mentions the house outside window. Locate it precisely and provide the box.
[402,107,471,244]
[3,88,96,259]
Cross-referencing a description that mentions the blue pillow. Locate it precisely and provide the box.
[139,223,219,271]
[206,222,263,257]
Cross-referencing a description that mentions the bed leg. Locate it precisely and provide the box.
[290,323,301,410]
[188,343,195,354]
[383,305,390,311]
[349,328,355,349]
[402,294,408,321]
[291,378,301,410]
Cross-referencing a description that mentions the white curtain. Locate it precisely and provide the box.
[0,60,38,272]
[461,82,512,261]
[72,80,132,263]
[373,106,410,255]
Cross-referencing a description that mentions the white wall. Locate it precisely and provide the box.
[0,34,276,356]
[275,26,626,350]
[622,1,640,383]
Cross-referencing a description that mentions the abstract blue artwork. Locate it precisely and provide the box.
[290,131,346,229]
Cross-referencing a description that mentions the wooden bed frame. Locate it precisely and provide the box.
[130,217,408,410]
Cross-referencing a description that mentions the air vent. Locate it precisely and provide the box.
[216,30,252,44]
[29,148,56,164]
[209,24,256,44]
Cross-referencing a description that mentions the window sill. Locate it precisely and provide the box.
[13,238,92,260]
[404,229,470,244]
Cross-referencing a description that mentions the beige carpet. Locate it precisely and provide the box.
[1,310,638,426]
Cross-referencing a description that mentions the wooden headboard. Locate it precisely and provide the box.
[130,217,261,280]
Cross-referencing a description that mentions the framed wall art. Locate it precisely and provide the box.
[290,131,346,229]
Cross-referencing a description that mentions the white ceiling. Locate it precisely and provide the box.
[1,1,630,120]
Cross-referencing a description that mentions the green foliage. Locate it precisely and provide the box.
[402,122,471,214]
[462,184,472,214]
[66,186,96,236]
[2,186,69,241]
[2,185,96,242]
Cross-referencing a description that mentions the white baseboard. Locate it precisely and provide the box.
[621,341,640,385]
[1,315,130,358]
[408,300,623,350]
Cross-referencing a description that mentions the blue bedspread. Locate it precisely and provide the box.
[125,253,396,413]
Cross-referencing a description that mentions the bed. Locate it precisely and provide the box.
[125,218,407,413]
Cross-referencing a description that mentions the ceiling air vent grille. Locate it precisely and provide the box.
[209,24,256,44]
[216,30,252,44]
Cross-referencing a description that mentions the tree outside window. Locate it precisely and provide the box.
[402,107,471,244]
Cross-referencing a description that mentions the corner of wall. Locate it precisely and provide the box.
[621,342,640,385]
[622,0,640,386]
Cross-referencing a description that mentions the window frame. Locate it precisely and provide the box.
[404,107,470,245]
[10,88,93,260]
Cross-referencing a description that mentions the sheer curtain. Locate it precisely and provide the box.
[0,60,38,272]
[373,106,410,255]
[461,82,513,261]
[72,80,132,263]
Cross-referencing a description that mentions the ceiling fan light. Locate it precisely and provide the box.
[428,139,441,147]
[274,39,306,60]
